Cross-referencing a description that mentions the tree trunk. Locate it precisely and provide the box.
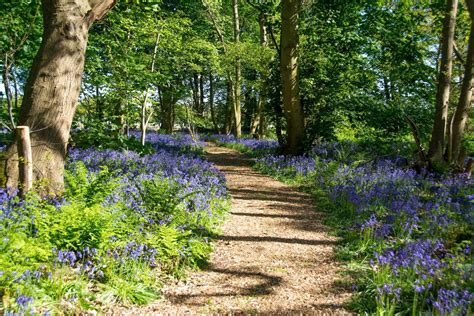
[257,12,268,139]
[161,88,175,134]
[2,55,15,130]
[232,0,242,138]
[209,73,219,133]
[281,0,304,154]
[199,72,205,115]
[141,29,160,145]
[428,0,458,164]
[16,126,33,195]
[450,0,474,167]
[192,73,200,114]
[224,80,234,134]
[140,93,148,146]
[3,0,115,194]
[95,85,103,120]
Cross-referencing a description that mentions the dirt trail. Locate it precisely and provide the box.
[127,144,351,314]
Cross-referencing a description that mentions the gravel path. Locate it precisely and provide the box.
[124,143,352,314]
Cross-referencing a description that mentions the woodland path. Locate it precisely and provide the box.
[125,143,352,315]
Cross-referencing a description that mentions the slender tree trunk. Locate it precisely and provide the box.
[209,73,219,133]
[140,93,148,145]
[2,56,15,130]
[12,66,19,111]
[95,85,103,120]
[450,0,474,167]
[257,12,268,139]
[232,0,242,138]
[281,0,304,154]
[250,108,259,136]
[428,0,458,164]
[141,29,160,145]
[225,80,234,134]
[199,73,205,115]
[4,0,115,194]
[191,73,200,113]
[116,96,126,134]
[161,88,175,134]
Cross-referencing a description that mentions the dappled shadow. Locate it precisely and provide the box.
[230,211,309,220]
[217,235,336,246]
[166,267,283,305]
[229,187,312,203]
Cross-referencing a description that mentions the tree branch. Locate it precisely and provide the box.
[86,0,116,27]
[453,41,465,64]
[203,1,227,52]
[405,116,428,166]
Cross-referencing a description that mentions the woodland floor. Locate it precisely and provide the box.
[121,143,352,315]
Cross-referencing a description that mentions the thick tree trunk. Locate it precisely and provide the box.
[232,0,242,138]
[428,0,458,164]
[281,0,304,154]
[450,0,474,167]
[3,0,115,194]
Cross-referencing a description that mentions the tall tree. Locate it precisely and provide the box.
[232,0,242,137]
[449,0,474,167]
[428,0,458,164]
[4,0,115,194]
[281,0,304,154]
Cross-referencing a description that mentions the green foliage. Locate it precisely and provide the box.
[71,122,154,155]
[0,160,228,312]
[65,162,120,206]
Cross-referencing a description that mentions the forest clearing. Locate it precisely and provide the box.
[0,0,473,314]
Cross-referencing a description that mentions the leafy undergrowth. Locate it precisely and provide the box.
[213,136,474,315]
[0,133,229,314]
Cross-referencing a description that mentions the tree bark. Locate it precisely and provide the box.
[450,0,474,167]
[428,0,458,164]
[199,72,205,115]
[257,12,268,139]
[224,80,234,135]
[16,126,33,195]
[2,55,15,130]
[192,73,201,113]
[209,73,219,133]
[160,88,175,134]
[281,0,304,154]
[141,29,160,146]
[232,0,242,138]
[4,0,115,194]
